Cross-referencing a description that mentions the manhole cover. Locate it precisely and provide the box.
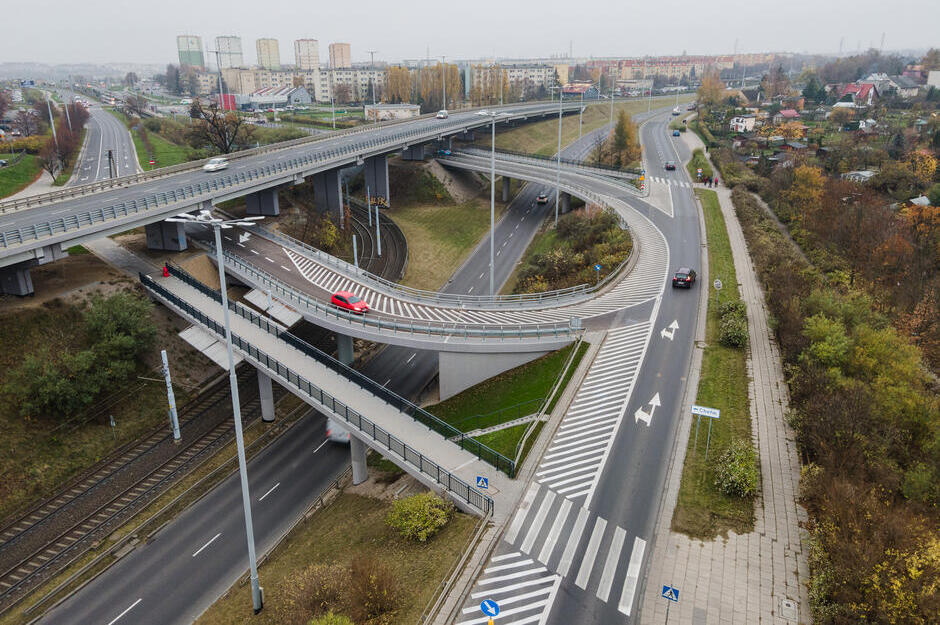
[780,597,798,620]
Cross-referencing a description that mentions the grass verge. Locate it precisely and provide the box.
[196,493,477,625]
[687,148,714,182]
[0,153,41,199]
[670,189,754,539]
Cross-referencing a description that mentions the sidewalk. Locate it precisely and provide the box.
[639,136,809,624]
[7,169,56,200]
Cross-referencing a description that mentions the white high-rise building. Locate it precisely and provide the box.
[256,38,281,70]
[176,35,204,69]
[215,36,244,69]
[329,43,352,69]
[294,39,320,71]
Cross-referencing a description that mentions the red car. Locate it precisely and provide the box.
[331,291,369,314]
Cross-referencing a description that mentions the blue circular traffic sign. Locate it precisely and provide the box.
[594,264,602,271]
[480,599,500,616]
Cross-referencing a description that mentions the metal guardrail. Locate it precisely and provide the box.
[209,244,578,339]
[456,146,644,177]
[0,103,583,251]
[0,100,582,216]
[160,263,517,478]
[141,274,496,512]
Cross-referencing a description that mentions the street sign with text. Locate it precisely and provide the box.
[691,405,720,419]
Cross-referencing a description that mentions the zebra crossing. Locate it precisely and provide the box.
[647,175,692,188]
[456,482,648,624]
[279,205,667,328]
[535,321,651,502]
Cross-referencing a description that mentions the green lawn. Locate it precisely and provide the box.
[0,153,41,199]
[670,189,755,539]
[196,493,477,625]
[137,131,190,170]
[427,342,586,433]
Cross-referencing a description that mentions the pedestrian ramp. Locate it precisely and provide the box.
[140,265,512,516]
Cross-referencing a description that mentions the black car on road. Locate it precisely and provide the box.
[672,267,697,288]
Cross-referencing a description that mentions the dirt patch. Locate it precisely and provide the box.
[421,159,486,204]
[347,466,423,501]
[0,254,132,313]
[111,230,206,268]
[178,253,222,290]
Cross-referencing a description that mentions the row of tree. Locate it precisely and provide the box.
[37,102,89,180]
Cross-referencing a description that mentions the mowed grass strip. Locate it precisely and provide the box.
[489,95,694,156]
[392,198,504,291]
[670,189,754,539]
[196,493,477,625]
[0,153,41,199]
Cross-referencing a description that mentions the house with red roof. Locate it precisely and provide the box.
[772,108,801,124]
[838,83,879,107]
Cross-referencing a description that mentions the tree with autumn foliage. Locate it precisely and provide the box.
[697,70,725,108]
[782,165,825,225]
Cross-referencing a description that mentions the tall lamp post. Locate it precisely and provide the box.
[441,55,447,112]
[555,80,563,226]
[165,210,265,614]
[476,111,508,295]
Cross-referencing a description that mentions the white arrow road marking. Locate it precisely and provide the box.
[660,319,679,340]
[634,392,661,426]
[239,232,251,243]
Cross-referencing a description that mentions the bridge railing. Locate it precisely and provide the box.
[160,263,518,478]
[455,146,644,177]
[205,244,579,339]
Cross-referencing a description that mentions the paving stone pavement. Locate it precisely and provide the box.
[639,167,810,622]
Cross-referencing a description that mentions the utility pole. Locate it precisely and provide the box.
[555,80,562,226]
[45,97,58,150]
[161,350,181,442]
[367,50,377,119]
[441,55,447,111]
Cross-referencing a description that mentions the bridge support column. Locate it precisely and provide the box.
[257,369,275,423]
[350,436,368,485]
[438,350,549,401]
[560,192,571,214]
[456,130,475,142]
[363,155,389,207]
[145,220,188,251]
[312,169,343,220]
[0,263,34,296]
[336,333,354,366]
[245,188,280,217]
[502,176,511,202]
[401,143,426,161]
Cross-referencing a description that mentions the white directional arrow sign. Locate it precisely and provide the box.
[238,232,252,244]
[660,320,679,340]
[634,393,661,426]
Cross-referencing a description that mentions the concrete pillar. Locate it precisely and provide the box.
[456,130,475,142]
[145,220,188,251]
[350,436,368,485]
[257,369,275,423]
[363,154,389,207]
[245,188,280,216]
[312,169,343,220]
[0,263,34,296]
[336,333,354,366]
[560,192,572,214]
[401,143,426,161]
[438,350,550,400]
[502,176,511,202]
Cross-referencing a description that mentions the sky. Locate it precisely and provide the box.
[4,0,938,66]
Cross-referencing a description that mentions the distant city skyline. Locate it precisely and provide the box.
[3,0,938,66]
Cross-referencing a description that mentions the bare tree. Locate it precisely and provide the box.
[38,138,60,179]
[123,72,139,88]
[13,110,39,136]
[0,91,9,121]
[188,100,253,154]
[124,95,146,118]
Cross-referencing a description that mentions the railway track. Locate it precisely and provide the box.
[348,201,407,282]
[0,366,283,611]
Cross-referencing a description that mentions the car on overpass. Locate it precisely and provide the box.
[202,157,229,172]
[331,291,369,314]
[436,110,449,119]
[672,267,697,288]
[536,193,549,204]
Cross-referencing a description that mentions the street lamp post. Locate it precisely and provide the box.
[556,80,562,226]
[165,210,265,614]
[476,111,508,295]
[441,56,446,112]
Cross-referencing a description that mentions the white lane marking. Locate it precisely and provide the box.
[618,537,647,615]
[537,498,572,564]
[467,286,474,294]
[596,525,626,602]
[470,575,556,599]
[313,440,328,454]
[457,598,550,624]
[537,575,563,625]
[250,249,259,254]
[476,566,548,585]
[280,265,292,272]
[575,517,607,589]
[383,379,392,387]
[491,551,521,563]
[191,532,222,557]
[258,482,280,501]
[264,256,274,263]
[106,598,142,625]
[504,483,540,544]
[479,272,485,279]
[557,506,590,577]
[520,491,555,553]
[484,558,535,574]
[406,352,416,364]
[461,585,552,614]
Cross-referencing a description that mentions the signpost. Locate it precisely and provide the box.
[713,278,723,305]
[691,405,721,461]
[661,585,679,622]
[594,263,602,284]
[480,598,499,623]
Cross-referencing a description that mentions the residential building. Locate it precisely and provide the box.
[928,71,940,88]
[215,36,244,69]
[729,115,756,133]
[256,38,281,70]
[469,64,555,97]
[838,83,878,107]
[772,109,800,124]
[176,35,204,69]
[294,39,320,71]
[841,169,878,183]
[329,43,352,68]
[326,67,386,103]
[863,73,920,99]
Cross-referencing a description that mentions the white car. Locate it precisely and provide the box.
[325,417,351,443]
[202,157,229,172]
[436,110,449,119]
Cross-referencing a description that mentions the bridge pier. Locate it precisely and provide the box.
[560,191,571,214]
[336,333,354,366]
[502,176,511,203]
[455,130,475,142]
[0,263,34,296]
[438,350,550,401]
[245,188,280,217]
[363,155,389,207]
[145,220,188,251]
[258,369,275,422]
[312,169,343,220]
[401,143,426,161]
[350,436,368,485]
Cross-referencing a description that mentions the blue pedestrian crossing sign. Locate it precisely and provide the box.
[476,476,489,489]
[662,585,679,602]
[480,599,500,616]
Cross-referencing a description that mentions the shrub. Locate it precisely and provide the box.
[143,118,162,132]
[309,613,354,625]
[717,298,748,348]
[385,491,453,542]
[347,556,400,624]
[714,439,759,498]
[305,564,351,617]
